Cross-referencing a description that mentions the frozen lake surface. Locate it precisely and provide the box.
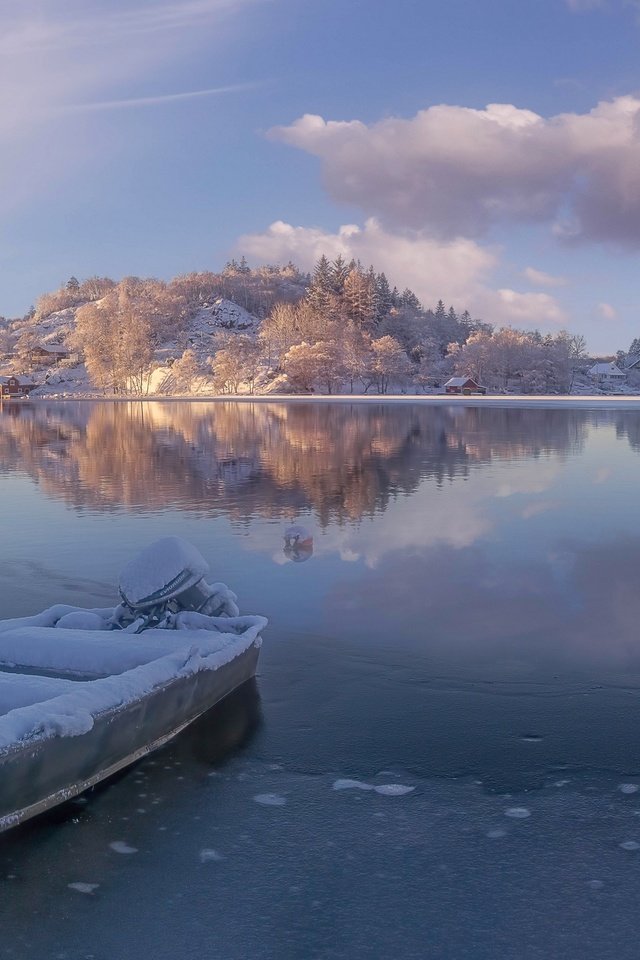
[3,399,640,959]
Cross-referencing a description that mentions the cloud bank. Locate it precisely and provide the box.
[239,218,568,325]
[269,96,640,246]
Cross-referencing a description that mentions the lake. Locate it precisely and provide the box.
[2,399,640,959]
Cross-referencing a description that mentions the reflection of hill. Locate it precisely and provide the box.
[0,402,589,524]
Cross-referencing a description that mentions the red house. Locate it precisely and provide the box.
[444,377,486,395]
[0,375,36,398]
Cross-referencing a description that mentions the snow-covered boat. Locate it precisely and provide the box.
[0,538,267,833]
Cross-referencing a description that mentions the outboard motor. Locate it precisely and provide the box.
[112,537,238,632]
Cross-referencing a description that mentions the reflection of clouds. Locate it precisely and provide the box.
[521,500,561,519]
[324,535,640,673]
[594,467,612,485]
[325,545,566,671]
[495,463,559,498]
[249,476,494,569]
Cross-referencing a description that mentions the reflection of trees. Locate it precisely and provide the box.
[0,402,589,525]
[614,413,640,454]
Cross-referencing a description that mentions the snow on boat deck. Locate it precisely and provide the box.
[0,610,266,754]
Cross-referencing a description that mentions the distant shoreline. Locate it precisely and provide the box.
[14,393,640,409]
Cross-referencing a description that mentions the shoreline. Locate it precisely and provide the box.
[11,392,640,409]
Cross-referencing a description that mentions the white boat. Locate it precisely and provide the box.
[0,538,267,833]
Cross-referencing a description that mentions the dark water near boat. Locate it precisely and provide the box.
[3,399,640,959]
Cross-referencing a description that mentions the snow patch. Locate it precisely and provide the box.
[619,783,639,795]
[199,848,224,863]
[109,841,138,855]
[332,778,415,796]
[254,793,287,806]
[504,807,531,819]
[619,840,640,851]
[68,882,99,895]
[332,779,374,792]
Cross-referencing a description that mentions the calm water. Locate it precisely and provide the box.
[3,399,640,959]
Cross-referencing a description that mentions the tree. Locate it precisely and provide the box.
[369,336,411,394]
[260,302,299,365]
[330,255,350,295]
[15,329,41,370]
[341,327,372,393]
[210,334,260,394]
[376,273,392,320]
[283,340,345,394]
[73,279,157,394]
[171,349,206,393]
[344,267,376,328]
[400,288,420,310]
[307,255,333,313]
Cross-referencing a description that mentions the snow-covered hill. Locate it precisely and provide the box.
[5,298,262,398]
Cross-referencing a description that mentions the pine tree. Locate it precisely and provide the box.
[342,266,377,328]
[330,255,350,294]
[307,255,333,312]
[376,273,392,320]
[400,288,420,310]
[460,310,473,332]
[366,266,380,323]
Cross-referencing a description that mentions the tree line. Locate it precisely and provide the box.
[3,256,593,395]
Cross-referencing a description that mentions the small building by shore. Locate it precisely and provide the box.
[588,362,626,384]
[0,375,36,398]
[444,377,487,395]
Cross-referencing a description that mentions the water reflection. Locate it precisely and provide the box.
[0,400,599,522]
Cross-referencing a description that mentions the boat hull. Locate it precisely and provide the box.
[0,641,260,832]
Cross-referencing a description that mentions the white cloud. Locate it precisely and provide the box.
[238,218,568,326]
[239,218,495,307]
[269,96,640,246]
[523,267,567,287]
[598,302,618,320]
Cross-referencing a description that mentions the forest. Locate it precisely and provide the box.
[0,256,596,395]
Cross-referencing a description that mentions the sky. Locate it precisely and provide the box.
[1,0,640,353]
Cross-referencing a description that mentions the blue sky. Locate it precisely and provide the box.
[2,0,640,352]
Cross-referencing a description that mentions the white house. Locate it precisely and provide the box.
[588,362,626,383]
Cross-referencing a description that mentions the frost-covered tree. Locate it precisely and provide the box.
[210,333,260,394]
[330,255,350,295]
[307,255,333,313]
[171,349,206,393]
[369,336,411,394]
[73,279,157,394]
[283,340,345,394]
[15,329,41,370]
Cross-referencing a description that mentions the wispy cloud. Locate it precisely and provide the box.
[523,267,568,287]
[63,83,260,114]
[598,302,618,320]
[0,0,262,211]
